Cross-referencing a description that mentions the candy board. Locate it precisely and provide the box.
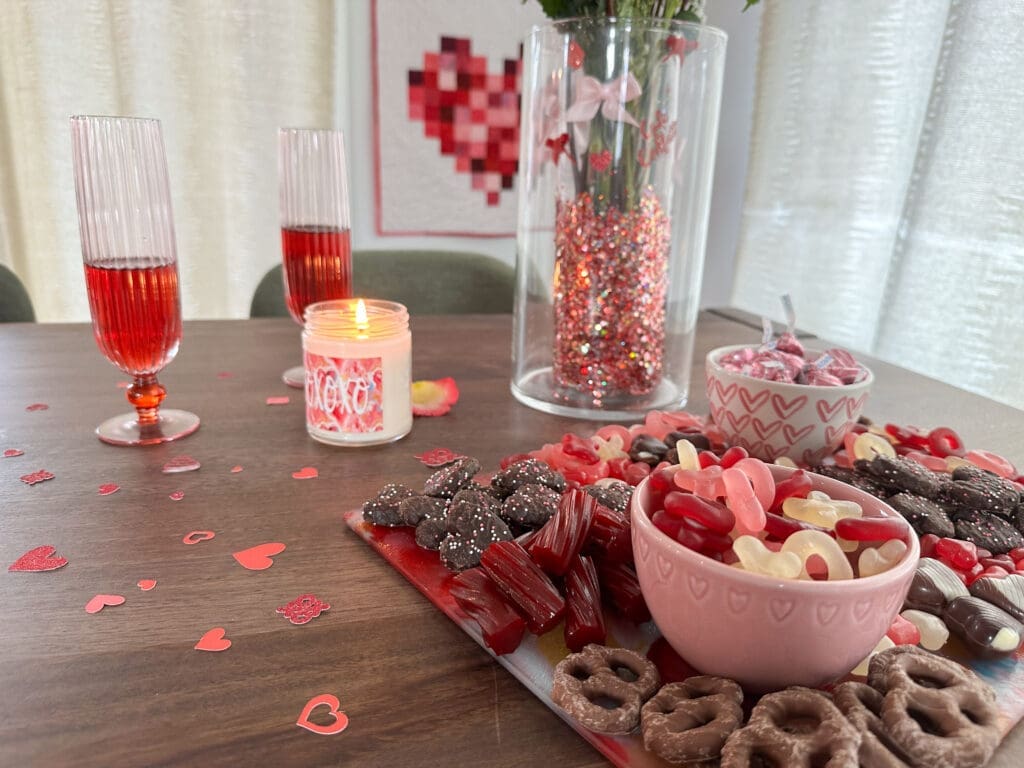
[345,509,1024,765]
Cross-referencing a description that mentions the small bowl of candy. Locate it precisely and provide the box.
[705,336,873,466]
[631,461,920,691]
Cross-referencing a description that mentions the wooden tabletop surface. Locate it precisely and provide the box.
[0,313,1021,768]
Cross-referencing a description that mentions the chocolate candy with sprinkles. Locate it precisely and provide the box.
[583,481,633,513]
[424,457,481,499]
[887,492,956,539]
[855,455,949,499]
[490,458,566,497]
[953,510,1024,555]
[809,464,889,499]
[501,483,560,528]
[439,511,512,572]
[450,487,502,518]
[363,483,417,526]
[415,517,447,551]
[945,464,1022,517]
[398,495,448,526]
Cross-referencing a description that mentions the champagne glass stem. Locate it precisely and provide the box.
[127,375,166,426]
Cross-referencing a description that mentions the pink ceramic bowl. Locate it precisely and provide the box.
[705,344,874,466]
[631,465,919,691]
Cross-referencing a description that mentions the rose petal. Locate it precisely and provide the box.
[411,377,460,417]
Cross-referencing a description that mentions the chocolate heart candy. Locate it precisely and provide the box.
[490,458,566,497]
[904,558,968,615]
[944,595,1024,658]
[363,483,417,526]
[969,573,1024,623]
[502,483,560,527]
[424,457,481,498]
[887,493,956,539]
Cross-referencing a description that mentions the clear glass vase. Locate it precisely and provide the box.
[511,17,727,420]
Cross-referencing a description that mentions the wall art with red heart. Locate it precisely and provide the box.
[372,0,545,235]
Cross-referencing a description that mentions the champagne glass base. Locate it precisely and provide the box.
[96,409,201,446]
[282,365,306,388]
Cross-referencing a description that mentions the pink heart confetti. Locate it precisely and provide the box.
[20,469,54,486]
[3,449,24,458]
[266,396,290,406]
[116,381,131,389]
[292,466,318,480]
[277,594,331,625]
[194,627,231,652]
[182,530,216,545]
[162,455,200,474]
[25,403,49,412]
[137,579,157,591]
[296,694,349,735]
[169,491,185,501]
[216,371,234,379]
[414,447,466,468]
[8,545,68,572]
[84,594,125,614]
[232,542,286,570]
[98,483,120,496]
[230,465,243,473]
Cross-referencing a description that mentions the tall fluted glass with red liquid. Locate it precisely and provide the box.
[71,116,199,445]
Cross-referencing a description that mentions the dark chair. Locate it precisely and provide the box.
[0,264,35,322]
[250,250,515,317]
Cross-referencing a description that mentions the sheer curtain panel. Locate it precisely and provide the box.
[732,0,1024,410]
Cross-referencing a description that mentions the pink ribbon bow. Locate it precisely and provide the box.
[564,74,642,127]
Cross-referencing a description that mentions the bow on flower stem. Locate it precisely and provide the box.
[564,74,643,127]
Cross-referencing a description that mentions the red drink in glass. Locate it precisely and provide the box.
[280,225,352,324]
[84,262,182,375]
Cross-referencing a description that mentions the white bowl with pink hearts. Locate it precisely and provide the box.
[705,345,873,465]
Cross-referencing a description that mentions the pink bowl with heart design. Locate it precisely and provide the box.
[631,465,919,691]
[705,344,874,466]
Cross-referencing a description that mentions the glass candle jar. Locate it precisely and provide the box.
[303,299,412,446]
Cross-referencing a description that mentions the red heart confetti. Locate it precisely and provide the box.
[414,447,466,468]
[216,371,234,379]
[232,542,286,571]
[98,483,120,496]
[230,465,243,473]
[194,627,231,652]
[169,491,185,501]
[137,579,157,591]
[590,149,612,172]
[8,545,68,572]
[182,530,216,545]
[411,377,460,417]
[162,455,200,474]
[20,469,55,486]
[296,694,349,736]
[568,39,585,69]
[84,594,125,614]
[276,594,331,625]
[25,403,49,411]
[292,466,318,480]
[266,396,290,406]
[3,449,24,458]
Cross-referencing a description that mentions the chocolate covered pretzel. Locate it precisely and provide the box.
[640,676,743,764]
[833,682,913,768]
[721,687,860,768]
[551,644,659,735]
[866,645,1000,768]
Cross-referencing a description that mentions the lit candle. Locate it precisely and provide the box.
[302,299,412,445]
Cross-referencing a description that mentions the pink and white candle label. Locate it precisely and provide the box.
[304,353,384,434]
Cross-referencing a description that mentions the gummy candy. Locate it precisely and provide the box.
[885,613,922,646]
[851,432,896,462]
[722,467,766,533]
[782,494,862,529]
[934,537,979,570]
[780,530,853,581]
[833,516,911,543]
[965,448,1016,479]
[858,539,908,578]
[770,469,812,511]
[663,491,734,534]
[732,535,802,579]
[927,426,966,458]
[733,457,776,510]
[900,609,950,651]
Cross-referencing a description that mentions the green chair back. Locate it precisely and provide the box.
[0,264,35,322]
[250,250,515,318]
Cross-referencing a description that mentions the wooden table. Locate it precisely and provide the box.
[1,313,1021,767]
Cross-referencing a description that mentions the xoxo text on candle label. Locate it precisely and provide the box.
[304,353,384,434]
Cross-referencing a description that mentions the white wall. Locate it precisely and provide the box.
[340,0,761,308]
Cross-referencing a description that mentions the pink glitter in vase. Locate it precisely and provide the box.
[553,190,671,405]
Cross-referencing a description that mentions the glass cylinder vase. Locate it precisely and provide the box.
[511,17,726,420]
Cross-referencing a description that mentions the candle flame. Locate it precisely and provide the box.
[354,299,369,330]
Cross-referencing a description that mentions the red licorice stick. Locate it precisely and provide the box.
[479,541,565,634]
[663,491,734,534]
[934,537,979,570]
[927,426,966,458]
[586,502,633,563]
[450,568,527,656]
[770,470,813,512]
[564,555,606,652]
[598,560,651,623]
[834,516,911,543]
[763,511,833,541]
[529,489,597,576]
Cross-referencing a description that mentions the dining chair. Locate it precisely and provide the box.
[0,264,36,322]
[250,249,516,317]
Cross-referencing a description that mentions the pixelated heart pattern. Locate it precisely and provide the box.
[408,36,520,206]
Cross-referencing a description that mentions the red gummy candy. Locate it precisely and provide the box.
[980,555,1016,572]
[499,453,532,470]
[586,502,633,563]
[675,519,733,554]
[697,450,720,469]
[764,511,833,541]
[834,516,911,543]
[718,446,748,469]
[1010,547,1024,565]
[934,537,979,570]
[529,490,597,576]
[883,423,930,449]
[886,613,922,646]
[561,433,600,463]
[918,534,940,559]
[608,457,631,481]
[450,568,527,656]
[564,555,606,652]
[973,566,1011,583]
[663,491,734,534]
[649,465,677,493]
[597,560,651,623]
[652,510,687,541]
[927,426,966,458]
[769,470,812,512]
[479,541,565,634]
[624,461,652,486]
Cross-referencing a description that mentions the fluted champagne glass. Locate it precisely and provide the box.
[278,128,353,387]
[71,115,200,445]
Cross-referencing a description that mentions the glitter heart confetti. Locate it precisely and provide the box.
[20,470,55,486]
[276,594,331,625]
[169,491,184,501]
[414,447,466,468]
[98,483,120,496]
[8,545,68,572]
[3,449,24,458]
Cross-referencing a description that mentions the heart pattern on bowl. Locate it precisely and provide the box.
[407,36,521,206]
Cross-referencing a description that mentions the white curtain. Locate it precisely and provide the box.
[0,0,339,321]
[732,0,1024,410]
